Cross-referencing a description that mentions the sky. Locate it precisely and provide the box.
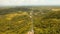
[0,0,60,6]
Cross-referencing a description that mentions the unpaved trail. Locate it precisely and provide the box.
[28,30,34,34]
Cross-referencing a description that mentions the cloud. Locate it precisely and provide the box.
[0,0,60,6]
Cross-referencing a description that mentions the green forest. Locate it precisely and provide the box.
[0,6,60,34]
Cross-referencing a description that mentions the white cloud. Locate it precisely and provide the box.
[0,0,60,6]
